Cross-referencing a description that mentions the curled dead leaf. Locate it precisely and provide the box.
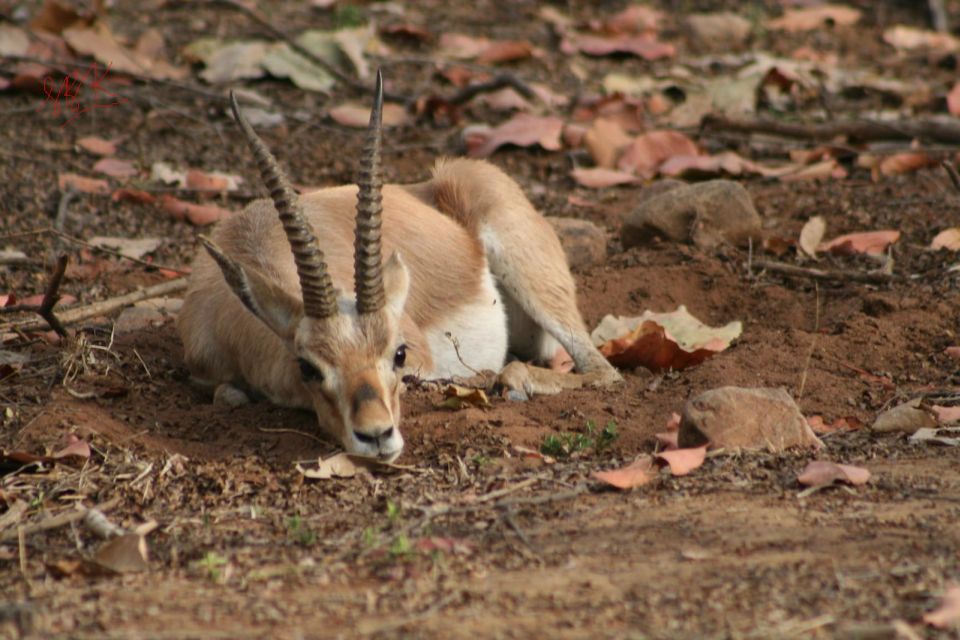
[59,173,109,195]
[798,216,826,258]
[818,230,900,256]
[617,131,699,179]
[570,168,639,189]
[464,114,564,158]
[93,158,137,179]
[768,5,861,32]
[593,456,656,489]
[797,461,870,487]
[655,446,707,476]
[931,228,960,251]
[77,136,118,156]
[159,195,231,226]
[437,385,490,410]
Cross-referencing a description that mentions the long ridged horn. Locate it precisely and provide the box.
[229,92,338,319]
[354,69,385,315]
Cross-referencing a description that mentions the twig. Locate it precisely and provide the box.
[1,497,120,542]
[206,0,402,101]
[752,260,897,285]
[502,510,536,552]
[701,114,960,145]
[473,477,541,504]
[0,278,188,336]
[257,427,326,443]
[797,282,820,401]
[447,73,536,106]
[1,256,70,337]
[943,161,960,193]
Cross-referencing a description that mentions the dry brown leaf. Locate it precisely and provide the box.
[818,230,900,256]
[945,346,960,360]
[478,87,533,112]
[561,33,675,60]
[933,406,960,424]
[570,168,639,189]
[806,415,863,434]
[437,385,490,410]
[93,158,137,179]
[93,533,149,573]
[63,23,187,80]
[931,228,960,251]
[477,40,534,64]
[617,131,699,179]
[464,114,564,158]
[880,152,936,176]
[90,236,162,260]
[768,5,861,32]
[658,152,784,179]
[77,136,117,156]
[883,25,960,53]
[159,195,231,226]
[601,5,663,34]
[592,307,741,372]
[948,82,960,116]
[923,585,960,629]
[437,33,491,59]
[797,461,871,487]
[583,117,632,169]
[296,452,360,479]
[798,216,827,258]
[329,102,410,128]
[593,456,656,489]
[380,23,432,43]
[111,188,156,205]
[655,446,707,476]
[30,0,87,34]
[779,159,848,182]
[52,435,91,460]
[58,172,109,195]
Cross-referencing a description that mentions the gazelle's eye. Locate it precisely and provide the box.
[393,344,407,369]
[298,358,323,382]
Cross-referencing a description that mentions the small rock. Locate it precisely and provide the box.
[683,12,752,52]
[679,386,823,451]
[635,179,686,207]
[872,399,938,434]
[113,298,181,334]
[622,180,761,251]
[547,217,606,269]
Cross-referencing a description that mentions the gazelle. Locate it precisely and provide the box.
[177,72,621,461]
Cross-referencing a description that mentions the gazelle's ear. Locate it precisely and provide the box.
[199,236,302,340]
[382,251,410,318]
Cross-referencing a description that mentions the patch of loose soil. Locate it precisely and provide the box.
[2,1,960,639]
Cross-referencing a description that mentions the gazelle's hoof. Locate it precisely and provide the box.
[213,383,250,407]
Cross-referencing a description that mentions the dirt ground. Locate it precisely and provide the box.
[2,0,960,638]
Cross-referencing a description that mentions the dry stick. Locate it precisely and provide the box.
[0,278,188,336]
[1,256,70,337]
[207,0,404,102]
[701,114,960,145]
[1,497,121,542]
[797,282,820,401]
[753,260,897,285]
[930,0,949,32]
[943,161,960,193]
[446,73,536,105]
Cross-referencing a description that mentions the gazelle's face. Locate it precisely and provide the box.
[295,310,406,461]
[289,253,410,461]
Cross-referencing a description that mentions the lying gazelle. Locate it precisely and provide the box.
[177,72,621,461]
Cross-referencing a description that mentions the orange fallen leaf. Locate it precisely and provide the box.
[806,415,863,434]
[879,152,936,176]
[21,293,76,307]
[52,434,91,460]
[949,82,960,117]
[593,456,656,489]
[561,33,675,60]
[329,102,410,128]
[93,157,137,178]
[655,430,679,450]
[583,117,632,169]
[945,346,960,360]
[617,131,699,179]
[818,230,900,256]
[883,25,960,53]
[779,158,848,182]
[797,461,870,487]
[655,446,707,476]
[658,152,784,179]
[933,405,960,424]
[923,584,960,629]
[601,4,663,34]
[768,5,861,32]
[77,136,117,156]
[111,188,156,205]
[931,228,960,251]
[570,168,639,188]
[159,195,231,226]
[477,40,534,64]
[437,33,492,59]
[464,114,564,157]
[592,307,742,372]
[185,169,231,192]
[59,172,109,195]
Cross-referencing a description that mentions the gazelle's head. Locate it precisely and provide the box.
[204,72,408,460]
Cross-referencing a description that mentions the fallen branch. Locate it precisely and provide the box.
[943,161,960,193]
[1,497,120,542]
[701,114,960,145]
[0,278,188,337]
[753,260,897,285]
[0,256,69,337]
[447,73,536,106]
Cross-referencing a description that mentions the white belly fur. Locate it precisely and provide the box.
[424,267,508,378]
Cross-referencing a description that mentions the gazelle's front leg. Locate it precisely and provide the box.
[497,360,617,398]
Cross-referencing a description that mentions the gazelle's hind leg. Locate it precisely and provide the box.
[417,158,622,394]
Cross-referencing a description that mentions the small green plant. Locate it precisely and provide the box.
[286,514,317,546]
[333,4,364,28]
[196,551,227,582]
[389,533,412,559]
[541,420,619,458]
[362,526,379,548]
[385,500,402,524]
